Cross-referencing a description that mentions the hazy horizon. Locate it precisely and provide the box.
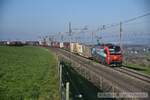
[0,0,150,44]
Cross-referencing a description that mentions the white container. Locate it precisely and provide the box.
[39,41,43,45]
[6,41,10,45]
[60,42,64,48]
[70,43,74,52]
[77,44,83,55]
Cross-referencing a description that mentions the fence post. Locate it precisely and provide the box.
[66,82,69,100]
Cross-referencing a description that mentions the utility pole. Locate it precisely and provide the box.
[92,32,94,45]
[69,22,72,37]
[61,34,63,42]
[120,22,122,50]
[69,22,72,43]
[69,22,72,63]
[66,82,70,100]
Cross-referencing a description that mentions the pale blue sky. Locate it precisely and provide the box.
[0,0,150,43]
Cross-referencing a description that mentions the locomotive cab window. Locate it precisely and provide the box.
[115,46,121,53]
[109,45,121,55]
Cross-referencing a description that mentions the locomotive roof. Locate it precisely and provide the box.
[99,43,120,47]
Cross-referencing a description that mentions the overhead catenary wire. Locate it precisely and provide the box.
[98,12,150,31]
[47,12,150,44]
[123,12,150,24]
[94,12,150,45]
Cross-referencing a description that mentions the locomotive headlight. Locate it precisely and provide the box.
[113,56,117,60]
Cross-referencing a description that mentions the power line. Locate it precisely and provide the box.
[94,12,150,45]
[98,12,150,31]
[123,12,150,24]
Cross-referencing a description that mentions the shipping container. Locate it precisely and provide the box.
[63,42,70,51]
[51,41,60,48]
[60,42,64,48]
[81,44,93,58]
[70,42,79,53]
[77,43,83,55]
[70,42,75,52]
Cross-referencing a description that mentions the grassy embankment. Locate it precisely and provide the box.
[124,62,150,75]
[0,46,59,100]
[124,53,150,75]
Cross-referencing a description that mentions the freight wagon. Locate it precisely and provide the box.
[8,41,24,46]
[76,43,83,55]
[63,42,70,51]
[59,42,64,48]
[51,41,60,48]
[70,42,79,53]
[69,43,93,59]
[80,44,93,58]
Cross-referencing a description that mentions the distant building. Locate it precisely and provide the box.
[0,41,7,45]
[9,41,24,46]
[25,41,39,46]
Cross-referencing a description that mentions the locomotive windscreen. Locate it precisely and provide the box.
[109,45,121,55]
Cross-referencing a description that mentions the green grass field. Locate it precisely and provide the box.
[0,46,59,100]
[124,62,150,75]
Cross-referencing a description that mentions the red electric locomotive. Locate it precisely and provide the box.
[92,44,123,66]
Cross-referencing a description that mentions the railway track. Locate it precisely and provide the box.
[114,67,150,84]
[55,48,150,84]
[62,48,150,84]
[50,48,150,99]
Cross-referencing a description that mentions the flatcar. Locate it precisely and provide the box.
[80,44,93,59]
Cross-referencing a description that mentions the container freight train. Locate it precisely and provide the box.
[51,42,123,66]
